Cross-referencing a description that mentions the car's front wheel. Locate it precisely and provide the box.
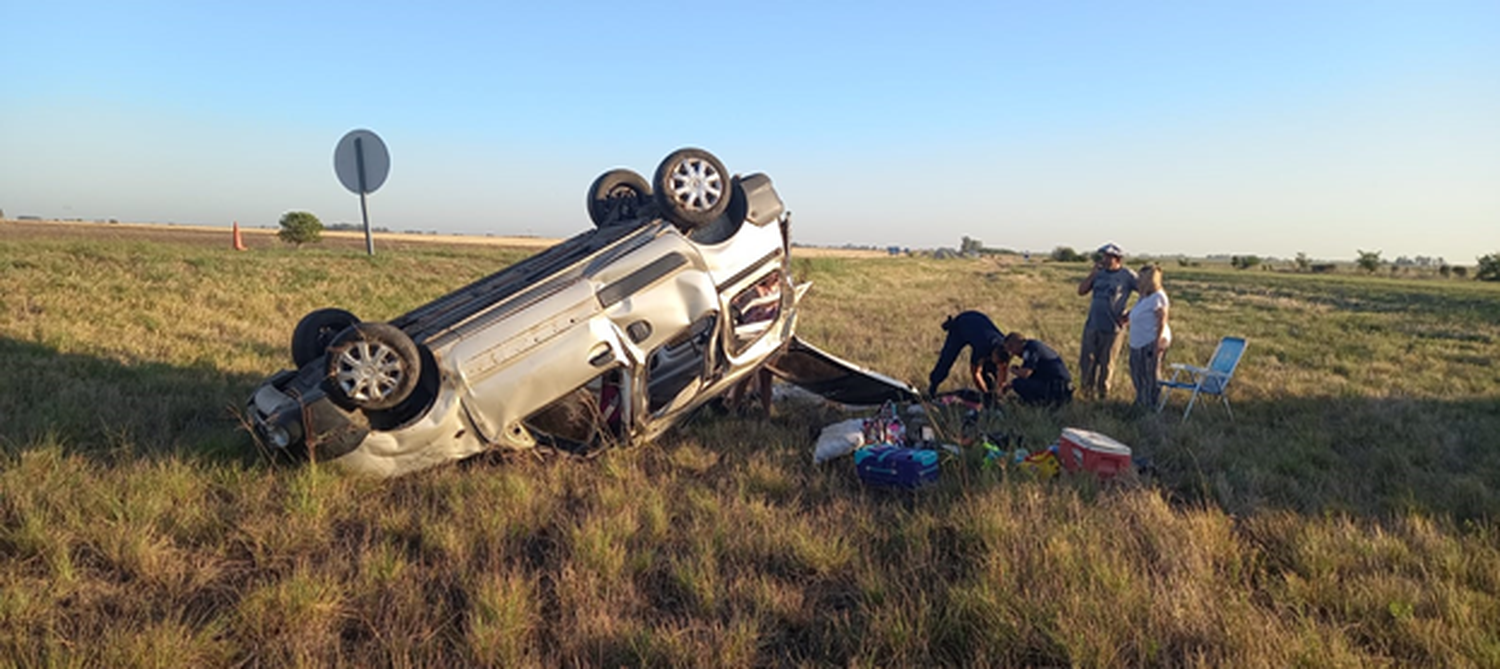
[653,148,730,230]
[324,322,421,411]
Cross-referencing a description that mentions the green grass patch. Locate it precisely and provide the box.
[1,233,1498,665]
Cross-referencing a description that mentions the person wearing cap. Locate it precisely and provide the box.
[1001,332,1074,406]
[1076,243,1138,400]
[926,311,1009,403]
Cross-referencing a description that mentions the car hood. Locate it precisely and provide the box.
[766,335,919,405]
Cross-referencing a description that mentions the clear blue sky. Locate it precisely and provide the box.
[3,1,1497,261]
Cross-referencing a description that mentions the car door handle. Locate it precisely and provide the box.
[589,344,614,367]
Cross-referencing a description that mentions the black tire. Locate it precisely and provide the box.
[724,175,749,226]
[324,322,421,411]
[653,148,731,230]
[587,169,652,228]
[291,308,360,368]
[687,176,747,245]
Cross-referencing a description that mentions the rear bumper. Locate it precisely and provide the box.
[247,370,370,461]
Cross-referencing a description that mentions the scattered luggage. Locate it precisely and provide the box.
[1018,448,1061,479]
[855,445,940,489]
[813,417,868,464]
[861,400,906,447]
[814,398,1138,491]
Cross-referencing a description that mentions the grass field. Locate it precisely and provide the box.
[2,221,1498,667]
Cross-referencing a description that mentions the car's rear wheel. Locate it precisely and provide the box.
[291,308,360,368]
[588,169,652,228]
[653,148,730,230]
[324,322,421,411]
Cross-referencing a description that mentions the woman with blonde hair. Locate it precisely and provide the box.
[1127,265,1171,410]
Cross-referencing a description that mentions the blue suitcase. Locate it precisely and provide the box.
[855,446,939,489]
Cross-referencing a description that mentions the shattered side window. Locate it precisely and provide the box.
[729,270,782,351]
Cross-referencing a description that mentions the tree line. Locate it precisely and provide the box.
[1036,242,1498,281]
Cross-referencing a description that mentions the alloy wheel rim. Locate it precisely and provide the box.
[335,340,404,402]
[667,157,723,212]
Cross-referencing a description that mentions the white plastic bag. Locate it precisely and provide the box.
[813,418,866,464]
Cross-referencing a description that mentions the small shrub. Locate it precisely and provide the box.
[1453,266,1468,279]
[1050,246,1088,263]
[1311,263,1337,274]
[1476,253,1500,282]
[278,211,324,248]
[1356,249,1382,274]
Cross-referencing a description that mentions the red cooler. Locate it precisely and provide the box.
[1058,428,1132,479]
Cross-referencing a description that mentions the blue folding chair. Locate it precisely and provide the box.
[1157,337,1247,420]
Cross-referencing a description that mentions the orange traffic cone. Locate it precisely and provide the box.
[232,221,247,251]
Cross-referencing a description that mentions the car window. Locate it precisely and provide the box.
[728,270,782,353]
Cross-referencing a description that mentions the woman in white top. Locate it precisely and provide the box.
[1127,265,1171,410]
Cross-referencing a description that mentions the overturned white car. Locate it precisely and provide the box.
[247,148,915,477]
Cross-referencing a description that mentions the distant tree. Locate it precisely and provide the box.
[1439,264,1452,279]
[1050,246,1088,263]
[1477,253,1500,282]
[1230,255,1262,270]
[1356,249,1383,274]
[1295,252,1310,272]
[1311,263,1337,274]
[278,211,324,247]
[1453,266,1468,279]
[960,236,984,255]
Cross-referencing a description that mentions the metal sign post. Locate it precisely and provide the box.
[334,130,390,256]
[355,137,373,255]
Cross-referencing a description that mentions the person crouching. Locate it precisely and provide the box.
[1002,332,1074,407]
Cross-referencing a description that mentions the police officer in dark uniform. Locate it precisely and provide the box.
[1001,332,1074,407]
[927,311,1009,403]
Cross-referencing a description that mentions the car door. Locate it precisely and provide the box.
[766,336,920,405]
[589,230,720,418]
[444,278,623,448]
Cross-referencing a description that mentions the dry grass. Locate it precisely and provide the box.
[1,223,1498,666]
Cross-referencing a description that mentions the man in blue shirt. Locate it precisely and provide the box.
[926,311,1008,402]
[1002,332,1074,407]
[1076,243,1137,400]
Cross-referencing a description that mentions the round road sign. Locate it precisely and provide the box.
[333,129,390,195]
